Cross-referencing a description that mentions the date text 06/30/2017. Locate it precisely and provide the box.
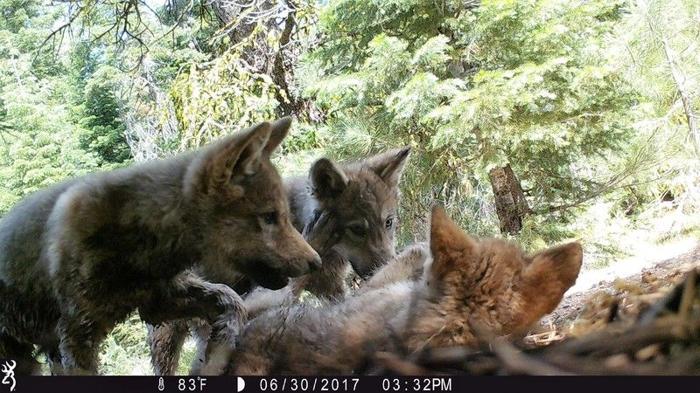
[255,377,453,392]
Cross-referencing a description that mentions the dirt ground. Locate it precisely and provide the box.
[538,242,700,340]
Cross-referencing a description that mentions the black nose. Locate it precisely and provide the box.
[308,255,322,272]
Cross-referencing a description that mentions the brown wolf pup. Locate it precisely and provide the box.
[149,147,411,375]
[0,118,321,375]
[229,206,582,375]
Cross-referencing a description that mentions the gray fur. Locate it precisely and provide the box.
[0,119,320,375]
[149,147,411,375]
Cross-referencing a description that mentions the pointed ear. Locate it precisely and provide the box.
[310,158,348,200]
[264,117,293,156]
[429,205,477,281]
[524,242,583,296]
[231,122,272,177]
[190,121,272,194]
[366,146,411,187]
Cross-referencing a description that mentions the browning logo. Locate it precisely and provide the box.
[1,360,15,392]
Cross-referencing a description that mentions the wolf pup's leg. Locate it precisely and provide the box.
[46,346,64,376]
[140,271,247,376]
[55,312,107,374]
[243,285,296,319]
[187,319,212,375]
[148,320,189,375]
[0,334,41,375]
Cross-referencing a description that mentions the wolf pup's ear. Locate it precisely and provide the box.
[522,242,582,312]
[234,122,273,177]
[264,117,293,156]
[525,242,582,289]
[366,146,411,187]
[429,205,477,282]
[310,158,348,200]
[187,121,272,195]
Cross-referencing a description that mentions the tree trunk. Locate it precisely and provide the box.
[270,5,303,117]
[207,0,307,118]
[489,164,530,235]
[644,4,700,157]
[661,38,699,157]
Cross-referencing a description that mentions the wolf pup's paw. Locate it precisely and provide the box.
[397,242,430,280]
[198,342,234,375]
[196,314,245,375]
[361,242,431,292]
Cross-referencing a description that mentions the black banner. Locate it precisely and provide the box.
[2,376,698,393]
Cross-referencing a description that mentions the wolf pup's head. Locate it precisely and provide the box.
[184,118,321,290]
[310,147,410,278]
[406,206,582,349]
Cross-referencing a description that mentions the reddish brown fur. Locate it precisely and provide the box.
[404,208,582,349]
[229,207,582,375]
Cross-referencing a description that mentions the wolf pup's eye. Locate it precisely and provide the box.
[385,217,395,229]
[260,211,278,225]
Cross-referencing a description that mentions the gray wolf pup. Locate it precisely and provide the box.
[149,147,411,374]
[0,118,320,375]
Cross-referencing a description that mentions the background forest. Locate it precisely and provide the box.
[0,0,698,374]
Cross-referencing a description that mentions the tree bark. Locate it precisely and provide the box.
[207,0,263,43]
[270,4,302,117]
[207,0,307,118]
[489,164,530,235]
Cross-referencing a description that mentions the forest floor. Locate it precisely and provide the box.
[540,235,700,338]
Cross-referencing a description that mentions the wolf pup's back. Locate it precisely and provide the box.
[0,179,76,284]
[0,179,79,351]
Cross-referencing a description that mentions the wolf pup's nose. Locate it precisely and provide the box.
[308,255,322,272]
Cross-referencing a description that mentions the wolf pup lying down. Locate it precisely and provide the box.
[149,147,411,375]
[0,118,321,375]
[229,206,582,375]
